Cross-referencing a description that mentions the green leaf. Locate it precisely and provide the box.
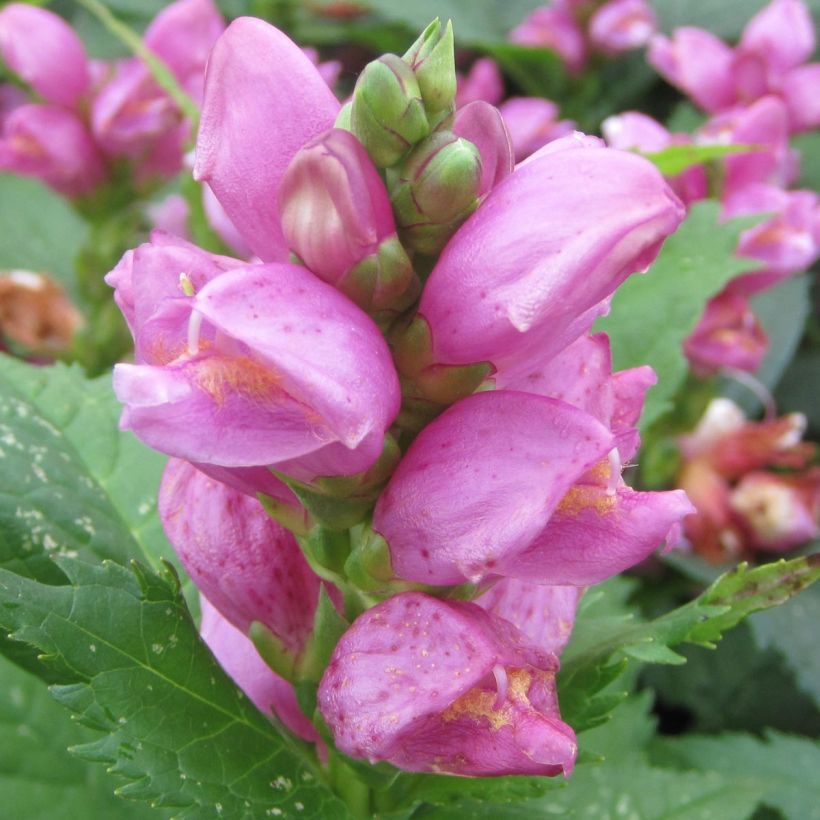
[0,356,171,582]
[653,0,820,39]
[596,200,765,429]
[0,557,352,819]
[642,620,820,736]
[749,582,820,707]
[0,652,163,820]
[640,143,756,177]
[652,731,820,820]
[559,556,820,729]
[793,131,820,191]
[354,1,542,44]
[412,765,763,819]
[0,174,88,302]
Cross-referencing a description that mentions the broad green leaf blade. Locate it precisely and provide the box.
[596,200,765,429]
[0,174,88,301]
[0,557,352,819]
[0,356,170,584]
[749,583,820,707]
[413,765,763,819]
[639,143,755,176]
[354,1,542,43]
[652,731,820,820]
[559,556,820,730]
[0,652,164,820]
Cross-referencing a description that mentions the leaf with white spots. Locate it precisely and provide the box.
[0,557,352,819]
[0,354,173,579]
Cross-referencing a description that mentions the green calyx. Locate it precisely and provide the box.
[402,18,457,123]
[351,54,430,168]
[390,131,482,255]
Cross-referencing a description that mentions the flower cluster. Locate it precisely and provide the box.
[678,398,819,562]
[510,0,657,74]
[107,15,693,778]
[0,0,223,197]
[603,0,820,378]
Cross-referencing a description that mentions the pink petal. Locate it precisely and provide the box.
[144,0,225,96]
[739,0,815,75]
[0,104,105,197]
[0,4,90,107]
[648,29,736,113]
[781,63,820,133]
[419,139,684,371]
[456,57,505,107]
[161,458,322,653]
[374,390,614,585]
[194,17,340,262]
[478,580,581,655]
[451,101,514,195]
[317,592,576,776]
[504,479,695,584]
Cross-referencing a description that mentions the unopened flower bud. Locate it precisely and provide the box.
[390,131,482,254]
[402,18,456,122]
[351,54,429,167]
[279,128,419,312]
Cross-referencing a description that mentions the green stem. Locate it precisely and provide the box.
[329,753,372,819]
[73,0,200,129]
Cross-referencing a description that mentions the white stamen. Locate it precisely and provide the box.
[606,448,621,496]
[187,309,204,355]
[492,664,508,709]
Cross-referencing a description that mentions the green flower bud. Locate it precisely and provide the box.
[390,130,482,254]
[403,18,456,122]
[351,54,430,167]
[341,235,421,315]
[334,99,353,131]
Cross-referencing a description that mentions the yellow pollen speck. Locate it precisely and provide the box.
[442,687,512,731]
[557,484,617,517]
[192,355,288,407]
[507,668,533,703]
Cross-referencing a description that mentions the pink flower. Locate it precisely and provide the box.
[159,459,319,657]
[194,17,340,262]
[677,398,818,561]
[730,470,820,552]
[648,0,820,133]
[723,184,820,296]
[374,390,615,585]
[589,0,657,56]
[200,597,322,745]
[738,0,815,77]
[0,4,90,108]
[498,97,575,162]
[91,0,225,175]
[107,233,400,481]
[456,57,505,108]
[510,5,588,74]
[0,104,106,197]
[317,592,577,776]
[683,291,768,377]
[412,135,684,375]
[279,127,416,310]
[648,28,736,113]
